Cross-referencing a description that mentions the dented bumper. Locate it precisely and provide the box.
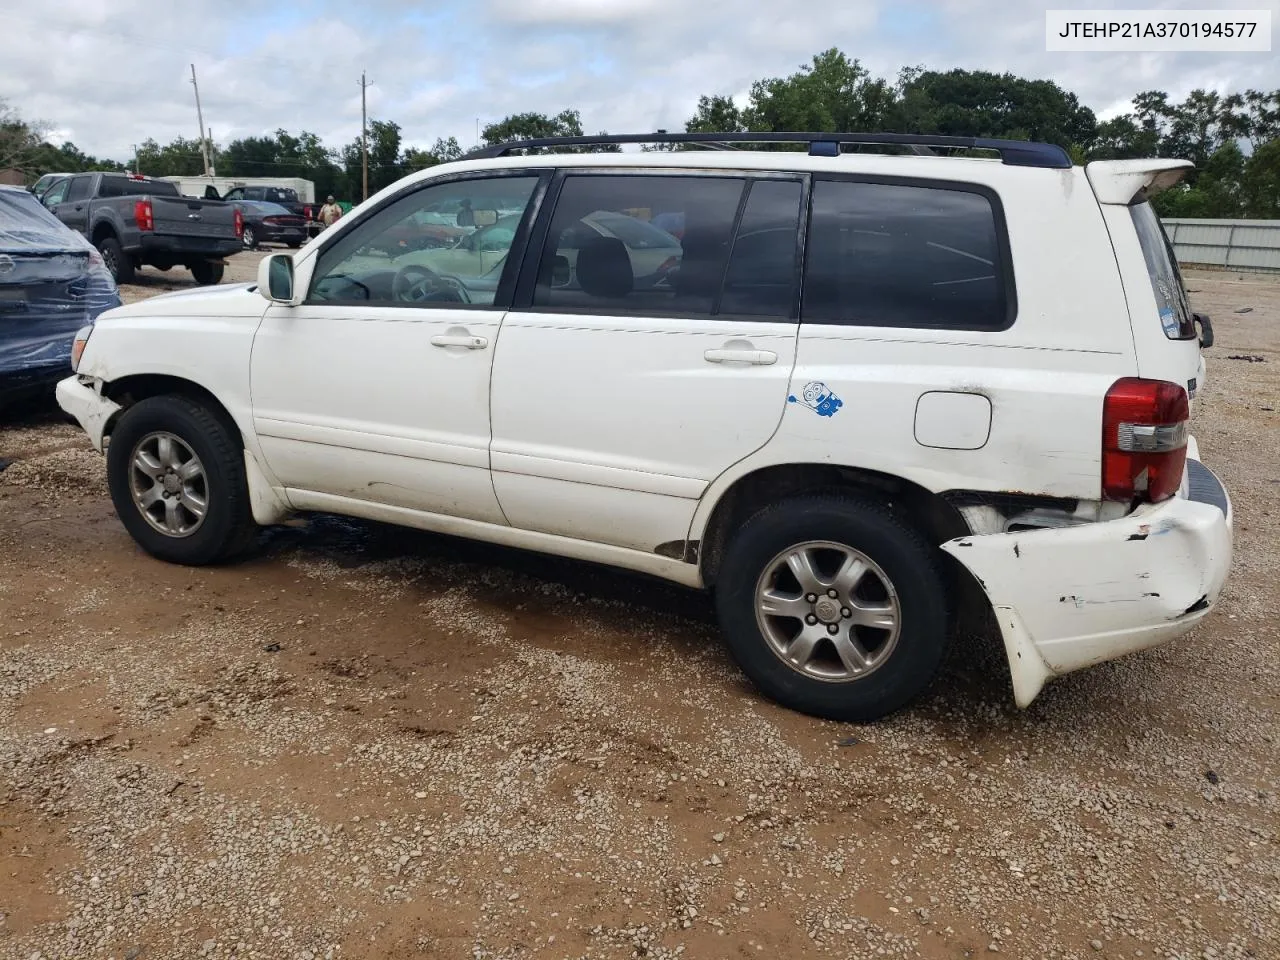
[56,375,121,453]
[941,457,1232,708]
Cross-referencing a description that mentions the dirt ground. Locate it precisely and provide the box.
[0,260,1277,960]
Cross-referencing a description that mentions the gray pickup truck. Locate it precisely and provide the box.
[40,172,242,285]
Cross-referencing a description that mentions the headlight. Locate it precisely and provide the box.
[71,325,94,371]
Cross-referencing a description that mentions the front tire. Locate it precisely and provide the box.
[106,396,257,565]
[715,495,949,722]
[190,260,224,285]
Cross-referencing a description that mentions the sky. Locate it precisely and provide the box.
[1,0,1277,163]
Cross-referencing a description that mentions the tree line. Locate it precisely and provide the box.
[3,49,1277,218]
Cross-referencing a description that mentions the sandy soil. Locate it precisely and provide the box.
[0,266,1276,960]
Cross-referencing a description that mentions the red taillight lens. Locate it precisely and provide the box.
[234,207,244,238]
[133,199,153,231]
[1102,377,1189,503]
[303,205,312,219]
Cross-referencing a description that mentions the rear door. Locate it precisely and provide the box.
[50,175,93,236]
[489,171,803,553]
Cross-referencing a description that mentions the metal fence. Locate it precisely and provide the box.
[1164,218,1280,274]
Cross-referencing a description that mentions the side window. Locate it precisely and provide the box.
[65,177,93,202]
[802,180,1011,331]
[42,179,71,206]
[308,176,540,307]
[224,189,244,201]
[245,187,264,201]
[1131,201,1195,340]
[532,175,745,316]
[719,179,802,317]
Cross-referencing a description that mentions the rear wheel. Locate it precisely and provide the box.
[190,260,224,285]
[106,395,257,565]
[241,225,257,249]
[715,495,950,722]
[287,241,302,249]
[97,236,134,284]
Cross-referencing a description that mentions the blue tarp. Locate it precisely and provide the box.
[0,187,120,383]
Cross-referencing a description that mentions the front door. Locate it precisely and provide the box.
[46,176,90,237]
[250,172,546,525]
[489,172,804,552]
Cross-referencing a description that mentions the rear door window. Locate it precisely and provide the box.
[66,177,93,202]
[1131,200,1195,340]
[802,179,1013,331]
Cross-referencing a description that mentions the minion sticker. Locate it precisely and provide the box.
[788,381,843,417]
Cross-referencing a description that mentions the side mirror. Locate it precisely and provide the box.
[473,209,499,227]
[257,253,297,304]
[551,255,571,286]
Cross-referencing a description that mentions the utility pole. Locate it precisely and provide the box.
[359,71,373,202]
[207,127,216,177]
[190,64,211,177]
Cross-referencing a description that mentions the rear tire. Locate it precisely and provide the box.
[287,241,302,249]
[241,226,257,250]
[97,236,134,284]
[106,395,257,565]
[714,495,950,722]
[190,260,224,285]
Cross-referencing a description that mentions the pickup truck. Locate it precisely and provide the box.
[40,172,243,285]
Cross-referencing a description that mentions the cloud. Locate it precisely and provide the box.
[1,0,1275,164]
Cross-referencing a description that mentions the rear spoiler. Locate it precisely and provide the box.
[1085,159,1194,205]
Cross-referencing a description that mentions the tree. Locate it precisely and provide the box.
[479,110,619,153]
[743,49,899,134]
[686,95,746,134]
[0,99,47,176]
[1241,137,1280,218]
[133,137,207,177]
[403,137,462,172]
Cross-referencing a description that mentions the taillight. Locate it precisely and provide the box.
[233,207,244,238]
[133,199,153,231]
[303,205,312,219]
[1102,377,1190,503]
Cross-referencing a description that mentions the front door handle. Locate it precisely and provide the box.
[430,334,488,350]
[704,348,777,365]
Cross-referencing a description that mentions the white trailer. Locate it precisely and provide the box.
[160,176,316,203]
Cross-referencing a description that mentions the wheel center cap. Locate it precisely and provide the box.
[814,597,841,623]
[163,474,182,495]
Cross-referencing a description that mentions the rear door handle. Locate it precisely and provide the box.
[430,334,488,350]
[704,348,777,365]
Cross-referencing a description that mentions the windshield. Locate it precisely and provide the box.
[1131,200,1195,340]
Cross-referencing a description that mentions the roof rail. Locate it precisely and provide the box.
[462,132,1072,169]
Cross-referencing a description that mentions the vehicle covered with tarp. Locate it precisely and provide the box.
[0,185,120,406]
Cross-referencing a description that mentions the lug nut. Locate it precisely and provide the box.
[841,607,852,618]
[827,589,838,598]
[827,623,839,635]
[805,614,818,625]
[805,593,817,603]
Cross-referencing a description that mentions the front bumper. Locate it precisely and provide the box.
[942,456,1233,707]
[55,375,121,452]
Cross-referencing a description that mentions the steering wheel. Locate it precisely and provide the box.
[392,263,470,304]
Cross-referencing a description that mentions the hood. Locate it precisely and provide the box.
[98,282,267,320]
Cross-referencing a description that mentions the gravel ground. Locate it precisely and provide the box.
[0,266,1276,960]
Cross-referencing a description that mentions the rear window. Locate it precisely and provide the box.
[802,179,1012,331]
[100,177,180,198]
[264,187,298,204]
[1131,201,1195,340]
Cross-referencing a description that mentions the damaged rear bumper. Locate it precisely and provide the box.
[941,457,1233,708]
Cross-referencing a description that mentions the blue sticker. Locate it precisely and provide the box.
[1159,306,1180,337]
[788,381,843,417]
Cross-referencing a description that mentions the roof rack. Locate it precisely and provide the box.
[462,132,1073,169]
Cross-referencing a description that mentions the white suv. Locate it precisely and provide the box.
[57,132,1232,721]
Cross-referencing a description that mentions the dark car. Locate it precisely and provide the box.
[221,185,319,238]
[0,186,120,410]
[230,200,309,250]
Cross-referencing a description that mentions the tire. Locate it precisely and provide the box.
[287,241,302,249]
[97,236,134,285]
[106,395,257,565]
[241,226,257,250]
[190,260,224,285]
[714,495,950,722]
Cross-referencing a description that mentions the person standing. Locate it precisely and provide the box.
[317,195,343,227]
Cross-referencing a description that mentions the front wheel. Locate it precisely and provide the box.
[190,260,224,285]
[106,396,257,565]
[715,495,950,722]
